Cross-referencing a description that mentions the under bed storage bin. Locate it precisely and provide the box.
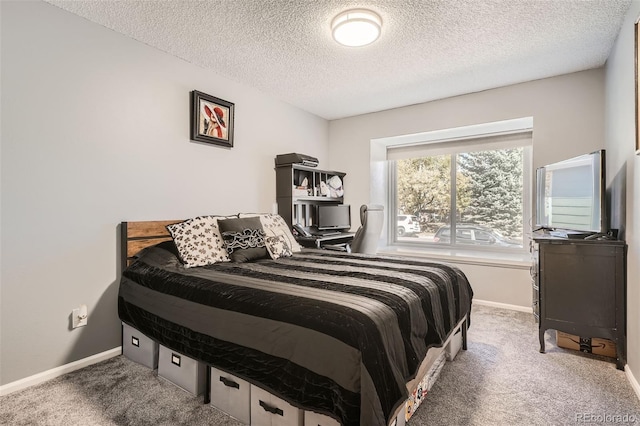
[122,323,159,369]
[209,366,251,424]
[445,328,463,361]
[158,346,206,395]
[304,410,340,426]
[250,384,303,426]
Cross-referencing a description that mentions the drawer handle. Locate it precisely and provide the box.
[259,400,284,416]
[219,376,239,389]
[171,353,181,367]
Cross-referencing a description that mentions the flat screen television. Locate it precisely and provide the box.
[535,149,606,235]
[317,204,351,231]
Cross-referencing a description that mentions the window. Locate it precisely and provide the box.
[386,122,532,254]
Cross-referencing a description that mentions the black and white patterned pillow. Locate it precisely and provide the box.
[218,216,269,262]
[166,216,230,267]
[223,229,266,253]
[265,235,293,260]
[238,213,302,252]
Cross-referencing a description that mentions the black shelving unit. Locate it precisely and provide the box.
[275,164,346,229]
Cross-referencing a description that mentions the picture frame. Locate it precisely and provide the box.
[636,21,640,154]
[191,90,234,148]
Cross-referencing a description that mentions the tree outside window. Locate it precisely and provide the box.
[395,147,525,250]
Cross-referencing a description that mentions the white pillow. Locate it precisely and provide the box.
[238,213,302,252]
[265,235,293,260]
[167,216,230,267]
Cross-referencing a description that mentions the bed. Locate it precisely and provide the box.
[118,217,473,426]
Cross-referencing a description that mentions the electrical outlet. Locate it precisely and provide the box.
[72,304,88,328]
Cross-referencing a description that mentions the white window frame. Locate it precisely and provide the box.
[370,117,533,258]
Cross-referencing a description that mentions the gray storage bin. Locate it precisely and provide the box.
[122,323,159,369]
[250,384,303,426]
[304,410,340,426]
[210,366,251,424]
[445,328,463,361]
[158,345,206,395]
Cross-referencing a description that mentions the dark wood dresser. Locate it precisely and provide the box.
[533,236,627,370]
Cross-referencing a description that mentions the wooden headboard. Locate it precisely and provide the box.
[121,220,181,271]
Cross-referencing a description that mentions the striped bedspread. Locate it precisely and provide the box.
[118,241,473,426]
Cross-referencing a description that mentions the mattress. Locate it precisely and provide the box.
[118,241,473,426]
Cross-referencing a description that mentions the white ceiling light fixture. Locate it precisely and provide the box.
[331,9,382,47]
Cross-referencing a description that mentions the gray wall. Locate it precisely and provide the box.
[0,1,329,385]
[329,69,606,307]
[605,0,640,386]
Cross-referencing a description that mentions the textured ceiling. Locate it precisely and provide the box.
[45,0,631,120]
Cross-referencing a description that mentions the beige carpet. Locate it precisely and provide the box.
[413,305,640,425]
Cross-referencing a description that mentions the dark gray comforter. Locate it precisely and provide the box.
[118,241,473,426]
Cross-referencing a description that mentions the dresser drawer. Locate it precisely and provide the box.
[210,366,251,424]
[250,384,303,426]
[122,323,158,369]
[158,346,206,395]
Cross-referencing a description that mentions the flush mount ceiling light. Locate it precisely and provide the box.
[331,9,382,47]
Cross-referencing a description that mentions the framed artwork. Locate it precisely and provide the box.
[636,21,640,154]
[191,90,235,148]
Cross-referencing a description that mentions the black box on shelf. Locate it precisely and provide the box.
[275,153,318,167]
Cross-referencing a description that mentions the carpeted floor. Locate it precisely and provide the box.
[1,304,639,425]
[413,305,640,425]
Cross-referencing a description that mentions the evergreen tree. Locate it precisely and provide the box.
[457,148,523,237]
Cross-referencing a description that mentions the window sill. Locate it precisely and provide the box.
[378,245,532,269]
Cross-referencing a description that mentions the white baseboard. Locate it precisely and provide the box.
[0,346,122,397]
[474,298,533,313]
[626,365,640,402]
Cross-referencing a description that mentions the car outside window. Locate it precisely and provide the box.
[474,230,492,242]
[458,229,472,240]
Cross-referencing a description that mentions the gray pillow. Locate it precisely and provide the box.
[218,216,268,262]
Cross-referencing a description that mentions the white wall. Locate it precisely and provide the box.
[605,0,640,385]
[0,1,328,385]
[329,69,606,307]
